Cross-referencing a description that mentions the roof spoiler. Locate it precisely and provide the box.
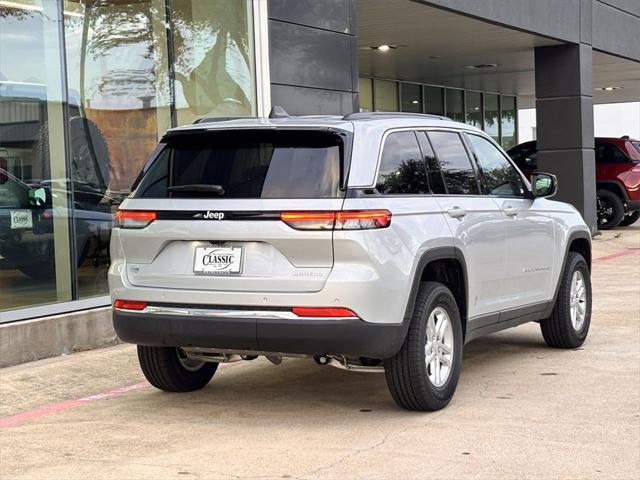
[269,106,290,119]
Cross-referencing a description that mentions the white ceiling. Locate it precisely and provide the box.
[357,0,640,108]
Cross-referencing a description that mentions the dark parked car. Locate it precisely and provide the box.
[508,137,640,229]
[0,166,114,280]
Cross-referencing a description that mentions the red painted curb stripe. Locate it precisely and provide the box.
[0,363,235,429]
[0,381,150,429]
[594,247,640,262]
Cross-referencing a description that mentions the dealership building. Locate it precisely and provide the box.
[0,0,639,360]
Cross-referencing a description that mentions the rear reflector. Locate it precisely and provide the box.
[281,210,391,230]
[292,307,357,318]
[113,299,148,311]
[114,210,156,229]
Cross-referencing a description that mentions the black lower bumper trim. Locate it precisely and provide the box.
[113,310,406,359]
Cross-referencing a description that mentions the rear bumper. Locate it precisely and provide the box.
[113,307,407,358]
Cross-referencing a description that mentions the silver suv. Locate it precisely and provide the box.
[110,111,592,411]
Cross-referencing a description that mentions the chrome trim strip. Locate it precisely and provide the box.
[121,305,355,321]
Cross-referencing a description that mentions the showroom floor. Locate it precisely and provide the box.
[1,226,639,480]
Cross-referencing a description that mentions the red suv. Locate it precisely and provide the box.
[508,137,640,229]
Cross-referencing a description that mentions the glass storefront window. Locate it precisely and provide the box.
[445,88,464,123]
[501,95,517,149]
[171,0,256,125]
[400,83,422,113]
[64,0,172,298]
[465,91,482,129]
[424,86,444,115]
[484,93,500,144]
[359,78,373,112]
[373,80,398,112]
[3,0,260,314]
[1,0,73,311]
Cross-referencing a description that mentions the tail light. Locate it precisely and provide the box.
[113,299,147,310]
[115,210,156,229]
[292,307,357,318]
[281,210,391,231]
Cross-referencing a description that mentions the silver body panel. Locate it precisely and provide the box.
[109,115,590,337]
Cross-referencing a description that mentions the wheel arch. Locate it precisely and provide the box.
[597,180,629,204]
[553,230,592,304]
[404,247,468,337]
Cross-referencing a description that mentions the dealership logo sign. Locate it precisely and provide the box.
[10,209,33,229]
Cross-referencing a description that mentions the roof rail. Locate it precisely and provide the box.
[192,117,249,124]
[342,112,450,121]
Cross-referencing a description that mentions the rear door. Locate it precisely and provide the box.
[425,130,507,320]
[117,129,347,293]
[465,132,555,308]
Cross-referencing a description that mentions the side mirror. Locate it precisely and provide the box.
[28,187,47,206]
[531,172,557,198]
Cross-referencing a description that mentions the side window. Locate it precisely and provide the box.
[467,134,525,197]
[427,131,479,195]
[375,131,429,194]
[416,132,446,194]
[596,143,629,164]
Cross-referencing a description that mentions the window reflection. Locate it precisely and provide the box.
[171,0,256,124]
[64,0,171,298]
[359,78,373,112]
[400,83,422,113]
[484,94,500,144]
[0,0,72,311]
[501,96,516,149]
[373,80,398,112]
[424,86,444,115]
[445,89,464,123]
[465,91,482,128]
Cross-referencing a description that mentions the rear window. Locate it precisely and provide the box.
[630,142,640,159]
[133,130,345,199]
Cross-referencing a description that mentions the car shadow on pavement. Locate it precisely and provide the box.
[120,327,555,421]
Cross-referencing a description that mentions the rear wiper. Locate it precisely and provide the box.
[167,184,225,196]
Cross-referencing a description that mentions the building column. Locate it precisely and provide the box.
[535,44,596,231]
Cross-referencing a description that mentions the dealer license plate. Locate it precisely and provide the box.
[193,246,243,275]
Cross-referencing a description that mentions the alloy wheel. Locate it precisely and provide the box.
[569,270,587,331]
[425,307,454,387]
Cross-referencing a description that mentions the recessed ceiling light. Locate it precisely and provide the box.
[377,44,391,52]
[411,100,419,104]
[465,63,498,69]
[595,86,622,91]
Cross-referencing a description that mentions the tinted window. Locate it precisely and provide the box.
[596,143,629,164]
[508,143,538,170]
[376,131,428,194]
[467,134,525,197]
[134,130,343,199]
[428,132,479,195]
[417,132,446,194]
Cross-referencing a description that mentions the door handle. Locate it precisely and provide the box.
[446,206,468,219]
[503,206,518,217]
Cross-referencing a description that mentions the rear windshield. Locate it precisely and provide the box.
[133,130,344,199]
[631,141,640,159]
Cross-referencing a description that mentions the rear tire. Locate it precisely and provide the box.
[540,252,591,349]
[384,282,463,411]
[619,210,640,227]
[137,346,218,392]
[597,190,624,230]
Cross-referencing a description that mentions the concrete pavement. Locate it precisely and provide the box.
[1,226,639,480]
